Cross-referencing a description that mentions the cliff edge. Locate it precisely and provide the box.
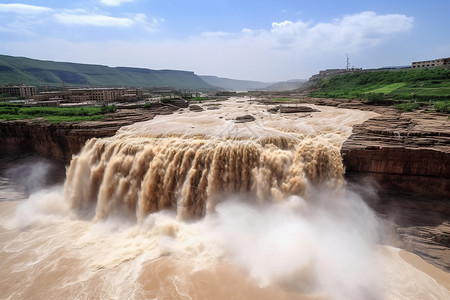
[341,107,449,196]
[0,109,155,162]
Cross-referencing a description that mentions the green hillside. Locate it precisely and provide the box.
[310,67,450,101]
[0,54,216,90]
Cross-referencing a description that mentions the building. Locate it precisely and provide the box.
[33,91,68,102]
[411,57,450,69]
[68,88,123,102]
[34,87,143,103]
[68,88,143,102]
[0,85,36,98]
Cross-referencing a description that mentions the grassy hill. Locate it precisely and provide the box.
[0,54,216,90]
[310,68,450,100]
[309,68,450,112]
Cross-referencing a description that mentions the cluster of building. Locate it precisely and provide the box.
[34,87,143,103]
[0,85,144,104]
[0,85,36,98]
[411,57,450,69]
[309,57,450,81]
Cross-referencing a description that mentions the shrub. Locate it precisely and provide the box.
[434,101,450,113]
[0,104,112,123]
[361,92,385,104]
[101,104,117,114]
[393,102,420,112]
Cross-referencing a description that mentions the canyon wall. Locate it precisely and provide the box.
[0,110,154,163]
[341,109,449,196]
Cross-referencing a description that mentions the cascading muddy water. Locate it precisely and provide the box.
[64,134,344,221]
[3,99,448,300]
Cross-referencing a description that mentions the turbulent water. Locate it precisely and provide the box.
[1,98,449,299]
[65,135,344,221]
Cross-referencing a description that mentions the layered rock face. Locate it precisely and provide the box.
[1,101,448,197]
[341,108,449,196]
[0,110,155,163]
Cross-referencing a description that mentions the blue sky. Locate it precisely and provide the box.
[0,0,449,81]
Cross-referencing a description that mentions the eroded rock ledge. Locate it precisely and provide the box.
[0,109,155,163]
[341,108,449,196]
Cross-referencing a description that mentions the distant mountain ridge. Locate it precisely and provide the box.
[0,54,216,90]
[200,75,307,91]
[0,54,307,91]
[263,79,307,91]
[199,75,274,91]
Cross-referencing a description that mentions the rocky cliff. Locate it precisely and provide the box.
[0,110,155,163]
[341,108,449,196]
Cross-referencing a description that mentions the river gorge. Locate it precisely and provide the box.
[0,97,449,299]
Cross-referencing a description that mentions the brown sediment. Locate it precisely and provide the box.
[399,250,450,291]
[65,135,344,221]
[138,258,323,300]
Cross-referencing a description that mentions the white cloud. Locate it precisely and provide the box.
[53,11,162,30]
[270,20,310,45]
[54,12,134,27]
[268,11,414,51]
[100,0,135,6]
[1,5,161,33]
[0,3,53,14]
[201,31,234,39]
[0,11,415,81]
[132,13,163,32]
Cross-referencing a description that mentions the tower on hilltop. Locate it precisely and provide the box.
[346,53,350,71]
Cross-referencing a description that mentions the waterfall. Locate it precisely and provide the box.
[64,134,344,221]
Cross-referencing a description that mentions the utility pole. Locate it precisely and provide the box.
[346,53,350,71]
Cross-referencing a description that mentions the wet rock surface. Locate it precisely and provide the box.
[189,105,203,112]
[366,188,450,272]
[234,114,255,123]
[267,105,319,114]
